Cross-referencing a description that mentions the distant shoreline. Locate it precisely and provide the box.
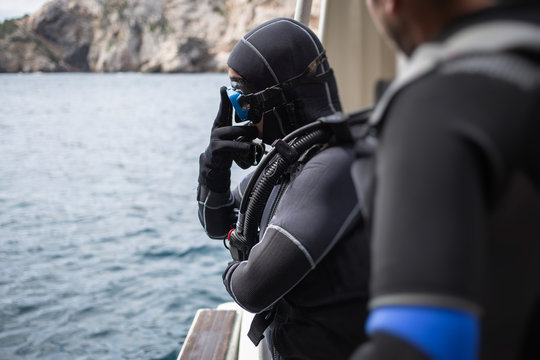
[0,0,305,74]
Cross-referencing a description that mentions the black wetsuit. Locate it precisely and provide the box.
[199,145,369,359]
[352,5,540,359]
[198,18,370,359]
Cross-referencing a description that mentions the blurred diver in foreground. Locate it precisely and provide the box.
[351,0,540,359]
[197,18,371,359]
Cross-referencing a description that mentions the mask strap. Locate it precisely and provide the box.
[241,50,330,106]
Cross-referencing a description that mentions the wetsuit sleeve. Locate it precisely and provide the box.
[197,174,251,239]
[222,147,361,312]
[354,53,540,359]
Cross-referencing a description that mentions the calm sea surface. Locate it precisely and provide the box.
[0,73,243,360]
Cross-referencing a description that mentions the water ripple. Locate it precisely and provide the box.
[141,244,216,260]
[124,227,160,238]
[0,73,231,360]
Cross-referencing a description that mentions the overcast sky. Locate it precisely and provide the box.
[0,0,51,21]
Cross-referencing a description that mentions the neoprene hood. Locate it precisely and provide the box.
[227,18,342,144]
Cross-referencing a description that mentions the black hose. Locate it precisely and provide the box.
[238,120,326,214]
[229,108,373,259]
[242,128,330,245]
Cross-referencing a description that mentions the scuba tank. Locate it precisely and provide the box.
[226,107,373,261]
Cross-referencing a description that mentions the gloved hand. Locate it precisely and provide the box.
[199,86,259,192]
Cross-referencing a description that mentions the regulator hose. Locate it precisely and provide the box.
[244,128,330,242]
[228,108,372,261]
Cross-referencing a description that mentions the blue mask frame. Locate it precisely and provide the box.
[226,88,250,121]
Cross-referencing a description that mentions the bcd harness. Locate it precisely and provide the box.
[225,108,373,346]
[226,108,373,262]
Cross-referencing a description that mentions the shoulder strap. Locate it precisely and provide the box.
[247,308,276,346]
[370,20,540,128]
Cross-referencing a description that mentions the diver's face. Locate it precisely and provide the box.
[366,0,409,55]
[227,68,263,138]
[366,0,389,38]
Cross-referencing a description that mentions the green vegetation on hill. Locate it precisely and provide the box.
[0,18,19,39]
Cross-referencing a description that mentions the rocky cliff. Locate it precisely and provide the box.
[0,0,320,73]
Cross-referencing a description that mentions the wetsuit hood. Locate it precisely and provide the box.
[227,18,342,145]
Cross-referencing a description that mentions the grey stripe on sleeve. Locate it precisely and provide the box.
[266,224,316,268]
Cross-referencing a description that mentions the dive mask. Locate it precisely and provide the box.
[226,88,250,122]
[227,86,273,124]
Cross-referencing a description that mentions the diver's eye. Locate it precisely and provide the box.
[230,77,252,94]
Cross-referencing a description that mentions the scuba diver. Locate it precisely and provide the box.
[350,0,540,359]
[197,18,370,359]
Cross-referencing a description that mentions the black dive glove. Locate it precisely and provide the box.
[199,86,259,193]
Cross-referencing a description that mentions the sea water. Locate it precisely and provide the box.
[0,73,243,360]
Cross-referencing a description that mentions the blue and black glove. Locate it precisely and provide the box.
[198,86,259,193]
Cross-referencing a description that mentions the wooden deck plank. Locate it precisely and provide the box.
[178,309,240,360]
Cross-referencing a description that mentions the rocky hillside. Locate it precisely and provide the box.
[0,0,320,73]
